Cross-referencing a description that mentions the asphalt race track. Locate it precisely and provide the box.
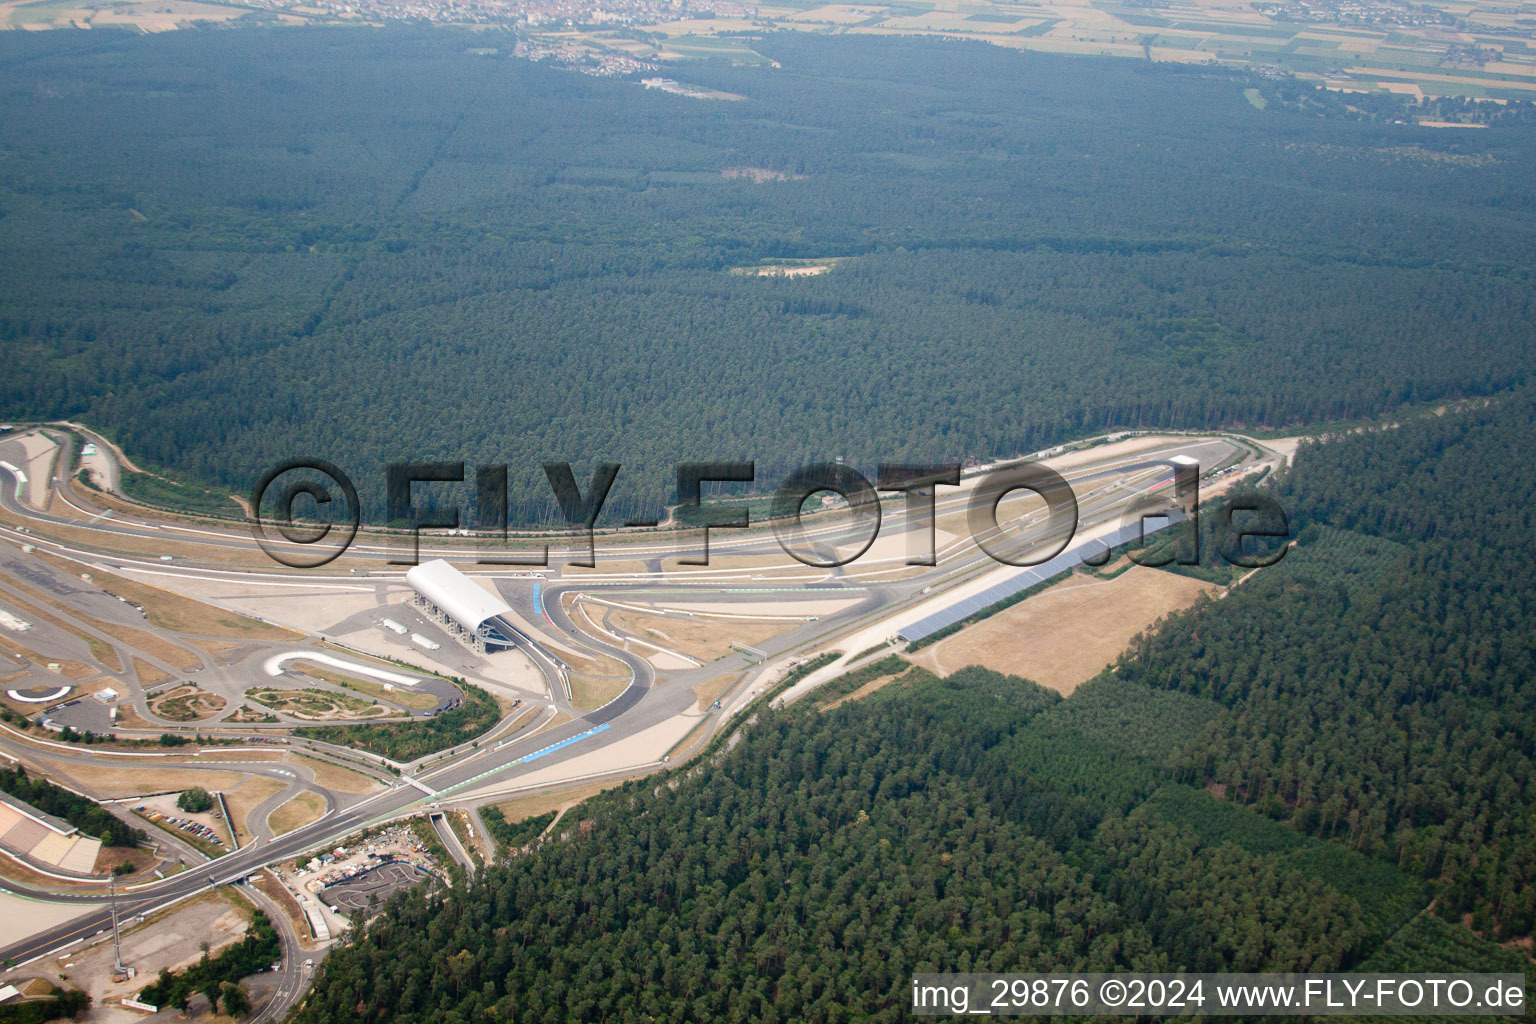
[0,424,1275,972]
[320,862,436,914]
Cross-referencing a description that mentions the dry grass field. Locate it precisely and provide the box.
[0,503,229,562]
[34,552,299,642]
[192,638,250,662]
[817,663,913,711]
[268,790,326,836]
[0,633,94,678]
[659,552,800,573]
[560,559,650,576]
[223,776,288,844]
[691,670,746,711]
[910,566,1217,693]
[1,0,257,31]
[568,672,629,712]
[131,656,172,686]
[113,700,160,730]
[491,778,623,825]
[94,620,202,671]
[56,763,247,798]
[606,607,792,663]
[290,754,386,795]
[554,642,631,680]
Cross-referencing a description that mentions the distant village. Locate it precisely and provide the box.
[1251,0,1458,29]
[513,37,659,76]
[235,0,748,32]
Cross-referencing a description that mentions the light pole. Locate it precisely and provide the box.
[109,876,125,975]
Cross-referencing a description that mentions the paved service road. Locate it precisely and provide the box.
[240,880,311,1024]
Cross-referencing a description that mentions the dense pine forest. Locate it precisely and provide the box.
[3,30,1535,521]
[290,395,1535,1022]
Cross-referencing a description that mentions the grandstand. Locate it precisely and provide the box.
[404,560,520,654]
[0,791,101,876]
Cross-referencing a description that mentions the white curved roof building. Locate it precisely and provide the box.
[405,559,516,649]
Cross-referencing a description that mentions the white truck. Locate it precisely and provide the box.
[381,618,408,635]
[411,633,441,650]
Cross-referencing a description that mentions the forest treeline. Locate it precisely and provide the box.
[1124,392,1536,939]
[291,394,1535,1022]
[2,30,1534,521]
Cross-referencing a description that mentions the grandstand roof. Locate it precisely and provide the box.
[405,559,513,630]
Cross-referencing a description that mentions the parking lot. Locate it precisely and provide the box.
[134,793,231,850]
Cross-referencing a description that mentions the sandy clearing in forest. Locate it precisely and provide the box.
[755,264,829,276]
[1259,435,1306,460]
[909,566,1217,693]
[771,510,1189,705]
